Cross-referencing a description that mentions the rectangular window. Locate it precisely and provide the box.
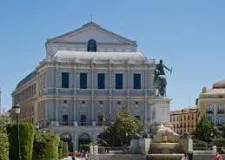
[134,116,140,120]
[62,72,69,88]
[206,104,213,113]
[207,116,213,123]
[98,73,105,89]
[80,114,87,126]
[115,74,123,89]
[218,104,224,113]
[80,73,87,89]
[133,73,141,89]
[62,115,68,126]
[218,116,223,126]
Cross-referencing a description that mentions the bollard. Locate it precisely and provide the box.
[94,145,98,155]
[90,145,94,154]
[212,145,217,155]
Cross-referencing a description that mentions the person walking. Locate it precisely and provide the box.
[215,152,222,160]
[181,153,188,160]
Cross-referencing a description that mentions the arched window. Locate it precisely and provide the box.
[87,39,97,52]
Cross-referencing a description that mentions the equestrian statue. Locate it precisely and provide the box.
[154,60,172,97]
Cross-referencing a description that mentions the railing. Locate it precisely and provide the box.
[40,88,155,96]
[59,122,73,126]
[98,147,131,154]
[206,110,213,114]
[78,122,92,126]
[218,110,224,114]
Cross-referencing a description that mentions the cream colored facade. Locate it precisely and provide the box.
[197,80,225,127]
[170,107,198,135]
[11,22,171,150]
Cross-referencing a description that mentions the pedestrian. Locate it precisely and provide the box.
[181,153,188,160]
[215,152,222,160]
[187,152,193,160]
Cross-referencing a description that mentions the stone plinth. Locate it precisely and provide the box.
[139,138,151,155]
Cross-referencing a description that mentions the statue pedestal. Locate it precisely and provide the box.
[149,97,171,125]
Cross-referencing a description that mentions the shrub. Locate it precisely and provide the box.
[33,132,60,160]
[62,142,69,158]
[58,141,63,159]
[0,133,9,160]
[212,138,225,147]
[193,139,208,150]
[7,122,34,160]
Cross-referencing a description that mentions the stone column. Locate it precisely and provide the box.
[73,133,78,150]
[91,63,95,123]
[55,66,59,125]
[109,65,112,117]
[144,64,148,122]
[73,63,77,125]
[127,63,130,111]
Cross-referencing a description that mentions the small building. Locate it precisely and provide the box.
[170,107,198,135]
[197,80,225,128]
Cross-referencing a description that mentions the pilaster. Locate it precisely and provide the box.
[73,63,77,122]
[91,62,94,121]
[109,64,112,116]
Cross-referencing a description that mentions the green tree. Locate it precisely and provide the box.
[33,132,60,160]
[7,122,34,160]
[0,133,9,160]
[0,116,11,133]
[221,124,225,138]
[98,107,144,146]
[62,142,69,158]
[195,116,213,142]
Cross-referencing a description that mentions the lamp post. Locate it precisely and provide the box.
[35,122,40,132]
[13,104,21,160]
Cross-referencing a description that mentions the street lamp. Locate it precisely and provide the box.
[35,122,40,132]
[13,104,21,160]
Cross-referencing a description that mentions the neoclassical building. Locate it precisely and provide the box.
[197,80,225,128]
[12,22,171,150]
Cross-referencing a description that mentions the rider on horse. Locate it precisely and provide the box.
[154,60,172,96]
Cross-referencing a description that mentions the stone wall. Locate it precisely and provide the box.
[89,154,225,160]
[89,154,146,160]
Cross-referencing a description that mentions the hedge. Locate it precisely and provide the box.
[62,142,69,158]
[33,132,60,160]
[212,138,225,147]
[7,122,34,160]
[0,133,9,160]
[58,141,63,159]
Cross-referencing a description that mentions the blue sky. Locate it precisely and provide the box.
[0,0,225,111]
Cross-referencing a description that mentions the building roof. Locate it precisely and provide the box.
[204,88,225,94]
[47,22,137,46]
[53,51,147,60]
[213,79,225,89]
[16,70,37,89]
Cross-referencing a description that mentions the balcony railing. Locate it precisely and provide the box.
[78,122,92,126]
[206,110,213,114]
[217,110,224,114]
[40,88,155,96]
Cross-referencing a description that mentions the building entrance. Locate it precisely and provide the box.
[78,133,91,151]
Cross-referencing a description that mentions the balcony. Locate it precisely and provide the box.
[206,110,213,114]
[78,121,92,126]
[217,110,224,114]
